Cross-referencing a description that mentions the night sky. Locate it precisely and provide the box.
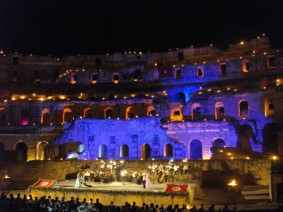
[0,0,283,57]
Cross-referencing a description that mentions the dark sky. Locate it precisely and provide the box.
[0,0,283,57]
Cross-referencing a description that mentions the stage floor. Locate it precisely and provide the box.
[54,179,193,192]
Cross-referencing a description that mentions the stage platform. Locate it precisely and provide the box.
[29,180,195,206]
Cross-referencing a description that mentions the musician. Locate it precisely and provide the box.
[158,163,164,176]
[182,164,188,175]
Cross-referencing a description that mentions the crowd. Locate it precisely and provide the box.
[0,192,241,212]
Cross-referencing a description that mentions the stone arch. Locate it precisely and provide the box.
[0,108,6,125]
[141,143,151,160]
[212,138,226,148]
[164,143,173,157]
[239,100,249,119]
[176,92,186,104]
[147,106,156,116]
[99,144,108,159]
[170,108,183,122]
[112,73,119,84]
[84,108,92,118]
[105,108,114,118]
[21,109,29,125]
[192,103,201,120]
[126,107,134,119]
[215,102,224,120]
[190,139,202,160]
[264,98,274,117]
[15,142,28,161]
[36,141,48,160]
[41,108,50,125]
[63,108,72,123]
[262,123,279,154]
[120,144,129,158]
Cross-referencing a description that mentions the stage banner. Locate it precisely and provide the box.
[165,184,188,193]
[34,179,56,188]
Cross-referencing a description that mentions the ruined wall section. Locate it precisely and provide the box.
[54,117,185,160]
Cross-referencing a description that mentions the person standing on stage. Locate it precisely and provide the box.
[75,172,82,188]
[142,171,147,188]
[145,172,152,188]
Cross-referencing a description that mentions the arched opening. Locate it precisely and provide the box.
[192,103,201,120]
[212,138,226,148]
[0,108,6,125]
[63,108,73,123]
[239,100,249,119]
[175,68,182,79]
[164,143,173,157]
[21,109,29,125]
[84,108,92,118]
[41,108,50,125]
[120,144,129,158]
[126,107,134,119]
[170,108,183,122]
[112,73,119,84]
[15,142,28,161]
[105,108,114,119]
[264,99,274,117]
[36,141,48,160]
[99,144,108,159]
[262,123,278,155]
[215,102,225,120]
[177,92,186,104]
[197,66,204,78]
[190,139,202,160]
[141,144,151,160]
[147,106,156,116]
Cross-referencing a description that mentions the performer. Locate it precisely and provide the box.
[81,171,92,187]
[142,171,146,188]
[75,172,83,188]
[145,172,152,189]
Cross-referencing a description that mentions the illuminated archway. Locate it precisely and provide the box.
[120,144,129,157]
[141,144,151,160]
[192,103,201,120]
[41,108,50,124]
[21,109,29,125]
[126,107,134,119]
[215,102,224,120]
[15,142,28,161]
[0,108,5,125]
[190,139,202,160]
[164,143,173,157]
[105,108,114,118]
[99,144,108,159]
[36,141,48,160]
[239,100,249,119]
[147,106,156,116]
[84,108,92,118]
[63,108,72,123]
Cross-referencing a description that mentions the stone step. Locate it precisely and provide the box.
[241,185,270,200]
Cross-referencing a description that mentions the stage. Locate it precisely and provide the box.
[29,180,195,206]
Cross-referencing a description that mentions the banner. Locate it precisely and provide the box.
[166,184,188,193]
[34,179,56,188]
